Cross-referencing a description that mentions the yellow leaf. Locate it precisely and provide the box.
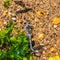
[3,11,7,16]
[50,47,54,52]
[0,21,3,25]
[32,38,35,41]
[17,19,23,23]
[48,57,54,60]
[39,34,45,39]
[52,17,60,24]
[55,52,58,55]
[37,11,46,17]
[55,56,60,60]
[48,56,60,60]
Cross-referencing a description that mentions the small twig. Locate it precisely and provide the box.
[33,45,44,50]
[24,22,36,53]
[15,1,32,13]
[16,8,32,13]
[24,22,44,54]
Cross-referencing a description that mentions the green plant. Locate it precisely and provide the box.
[3,0,13,8]
[0,22,33,60]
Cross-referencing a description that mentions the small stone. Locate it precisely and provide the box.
[4,21,7,25]
[0,29,1,31]
[43,51,45,54]
[40,43,44,45]
[8,12,11,16]
[11,13,16,17]
[54,44,57,47]
[35,50,40,56]
[43,47,47,50]
[35,18,39,22]
[54,25,57,28]
[35,50,39,52]
[12,17,16,20]
[55,52,58,55]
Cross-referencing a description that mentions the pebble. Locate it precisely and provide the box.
[40,43,44,45]
[11,13,16,17]
[12,17,16,20]
[0,29,1,31]
[43,51,45,54]
[54,25,57,28]
[54,44,57,47]
[4,21,7,25]
[35,50,40,56]
[43,47,47,50]
[8,12,12,16]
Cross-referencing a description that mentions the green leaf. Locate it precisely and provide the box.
[29,55,33,60]
[0,22,33,60]
[23,57,27,60]
[3,0,13,8]
[10,36,16,41]
[3,1,10,8]
[0,29,8,39]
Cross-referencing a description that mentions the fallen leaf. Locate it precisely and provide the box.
[17,19,23,23]
[52,17,60,24]
[48,56,60,60]
[36,11,46,17]
[3,11,7,16]
[0,21,3,25]
[55,52,58,55]
[50,47,55,52]
[39,34,45,39]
